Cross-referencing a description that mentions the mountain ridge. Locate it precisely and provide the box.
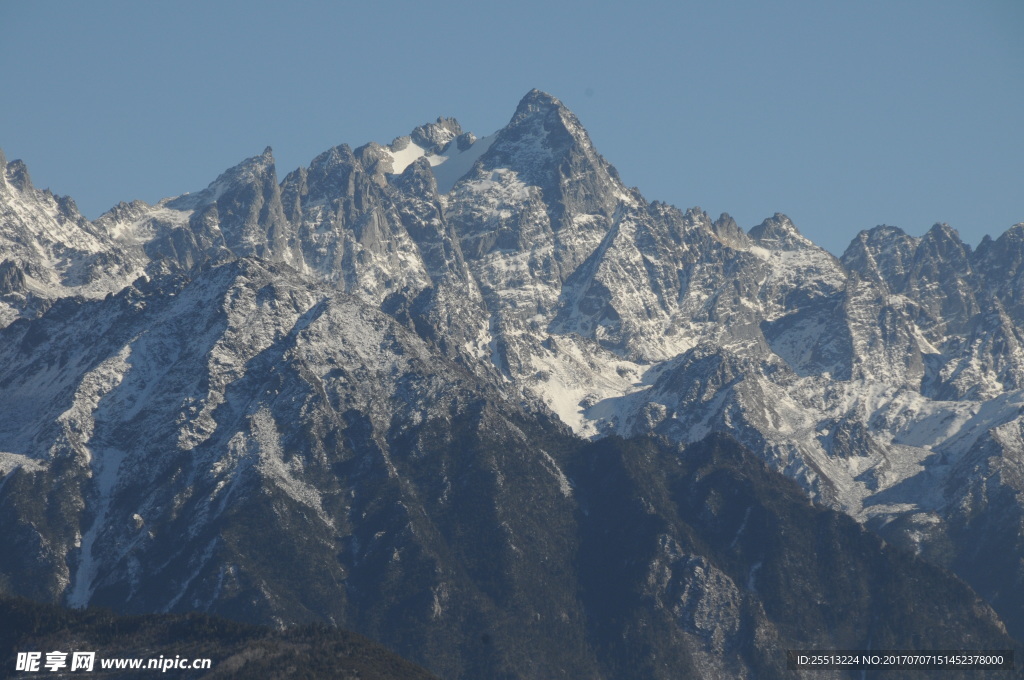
[2,89,1024,677]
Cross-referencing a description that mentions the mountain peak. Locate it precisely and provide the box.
[1003,222,1024,241]
[510,89,565,123]
[919,222,971,262]
[975,222,1024,268]
[711,212,749,246]
[411,117,462,153]
[748,213,812,249]
[168,148,278,210]
[863,224,910,240]
[483,89,600,182]
[223,148,277,181]
[4,158,33,192]
[923,221,962,243]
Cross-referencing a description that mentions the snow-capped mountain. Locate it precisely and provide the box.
[0,150,146,326]
[1,90,1023,678]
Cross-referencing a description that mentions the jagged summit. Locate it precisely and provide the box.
[748,212,814,250]
[923,221,968,248]
[509,88,566,124]
[501,89,591,150]
[711,211,749,246]
[3,156,33,193]
[166,146,279,212]
[975,222,1024,258]
[4,92,1024,678]
[840,225,918,286]
[853,224,912,243]
[916,222,973,273]
[411,116,462,153]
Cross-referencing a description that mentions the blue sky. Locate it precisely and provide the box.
[2,0,1021,254]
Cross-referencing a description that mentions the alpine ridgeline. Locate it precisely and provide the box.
[1,90,1022,678]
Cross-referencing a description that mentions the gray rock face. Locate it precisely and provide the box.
[164,147,298,267]
[1,90,1024,676]
[411,116,463,153]
[0,258,26,295]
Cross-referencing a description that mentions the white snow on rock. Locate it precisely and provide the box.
[2,93,1024,631]
[384,138,446,175]
[430,133,497,193]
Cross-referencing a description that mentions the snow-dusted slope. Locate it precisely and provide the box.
[3,89,1024,654]
[0,150,146,325]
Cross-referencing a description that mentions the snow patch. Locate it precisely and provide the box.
[539,449,573,497]
[385,139,447,175]
[67,446,128,609]
[430,133,497,193]
[526,335,648,437]
[0,451,45,475]
[747,561,762,592]
[250,407,335,528]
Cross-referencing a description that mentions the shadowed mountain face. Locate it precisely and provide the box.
[0,91,1022,678]
[0,594,441,680]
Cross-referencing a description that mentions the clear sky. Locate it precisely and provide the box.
[2,0,1021,255]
